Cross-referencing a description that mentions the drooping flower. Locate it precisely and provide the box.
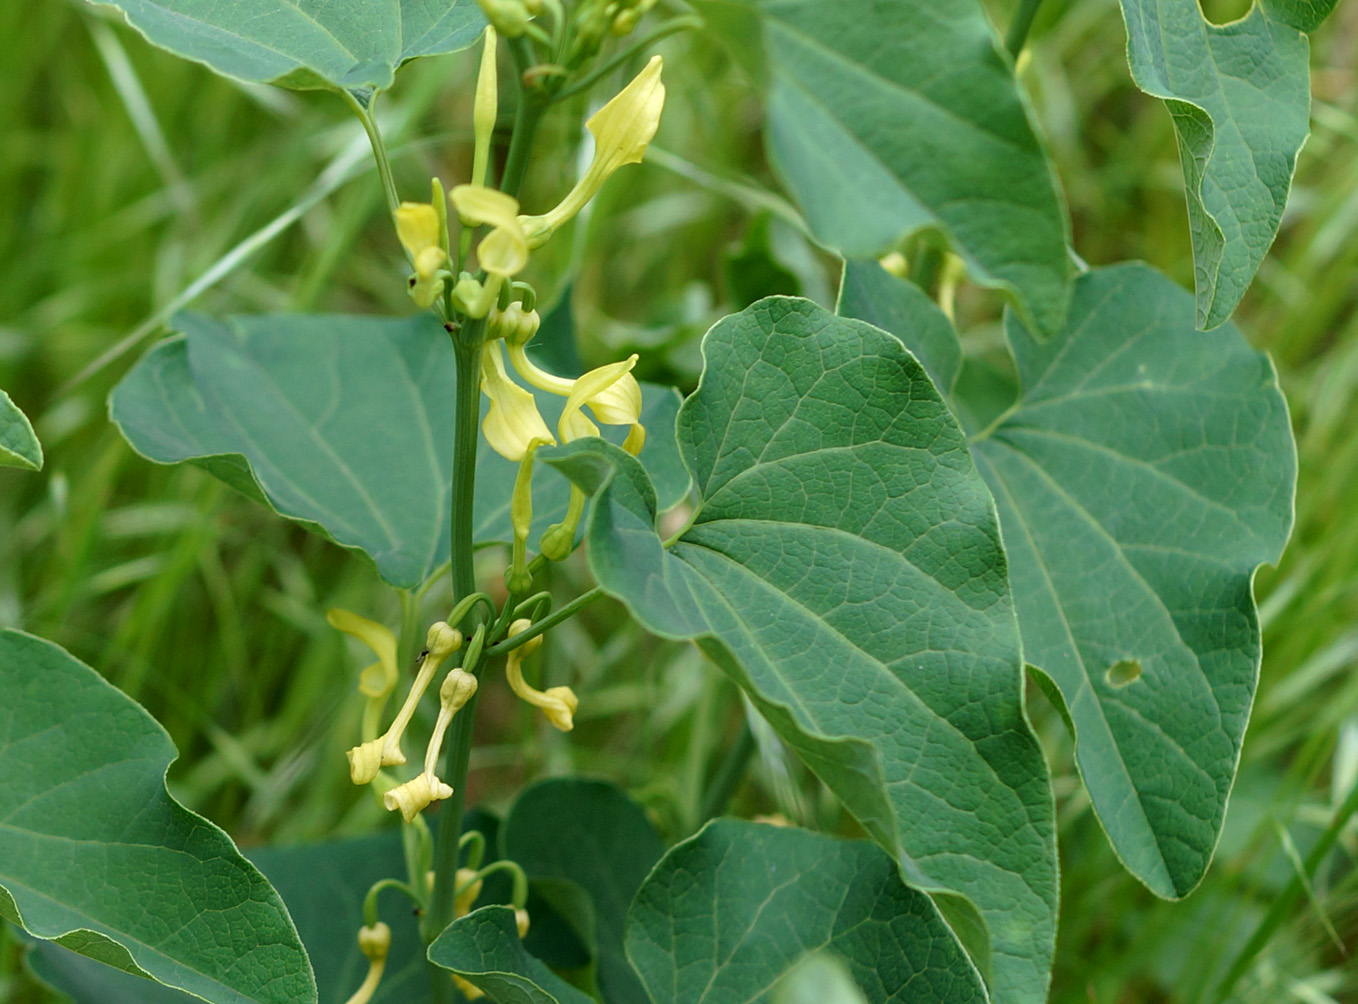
[504,619,577,731]
[505,344,644,453]
[518,56,665,248]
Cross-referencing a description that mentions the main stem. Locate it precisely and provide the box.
[425,49,545,981]
[424,333,485,957]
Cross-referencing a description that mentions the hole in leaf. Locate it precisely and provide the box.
[1197,0,1252,25]
[1106,659,1143,688]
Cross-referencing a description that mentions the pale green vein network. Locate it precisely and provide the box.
[967,264,1295,896]
[97,0,485,90]
[0,630,314,1004]
[544,297,1058,1004]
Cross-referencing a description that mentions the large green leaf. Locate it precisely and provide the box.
[625,821,986,1004]
[27,831,427,1004]
[694,0,1071,337]
[429,905,597,1004]
[964,264,1295,896]
[1118,0,1328,328]
[502,779,665,1004]
[110,313,687,589]
[541,298,1057,1004]
[0,630,314,1004]
[0,388,42,471]
[97,0,486,91]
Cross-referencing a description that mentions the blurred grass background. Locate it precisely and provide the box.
[1,0,1355,1001]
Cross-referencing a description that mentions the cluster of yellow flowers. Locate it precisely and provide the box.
[394,46,663,468]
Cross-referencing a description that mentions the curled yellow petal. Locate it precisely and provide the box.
[481,342,555,461]
[382,772,454,823]
[451,185,521,229]
[587,54,665,173]
[559,356,638,443]
[587,371,642,425]
[395,203,442,261]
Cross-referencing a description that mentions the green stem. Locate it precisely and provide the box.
[425,51,548,989]
[343,90,401,216]
[499,98,544,198]
[699,718,757,822]
[484,587,604,658]
[1005,0,1044,58]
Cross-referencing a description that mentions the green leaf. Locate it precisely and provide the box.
[542,297,1057,1004]
[109,312,688,589]
[837,261,961,395]
[0,388,42,471]
[963,263,1295,897]
[502,779,665,1004]
[0,630,314,1004]
[1118,0,1321,328]
[97,0,486,91]
[27,831,427,1004]
[625,821,986,1004]
[694,0,1071,336]
[429,905,597,1004]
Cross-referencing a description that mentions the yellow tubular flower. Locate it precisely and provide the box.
[347,622,463,785]
[504,619,578,731]
[342,923,391,1004]
[382,771,454,823]
[394,202,447,307]
[518,56,665,248]
[480,342,555,462]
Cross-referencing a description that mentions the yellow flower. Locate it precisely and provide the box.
[382,771,454,823]
[345,621,463,785]
[451,185,529,278]
[394,202,447,307]
[480,341,555,462]
[342,923,391,1004]
[506,345,645,454]
[504,619,578,731]
[518,56,665,247]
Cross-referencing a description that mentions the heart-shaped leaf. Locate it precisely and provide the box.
[27,830,428,1004]
[694,0,1071,336]
[429,905,596,1004]
[1118,0,1328,328]
[97,0,486,91]
[840,261,1297,896]
[541,297,1058,1004]
[625,821,986,1004]
[966,264,1295,896]
[0,630,314,1004]
[502,779,665,1004]
[110,312,687,589]
[0,388,42,471]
